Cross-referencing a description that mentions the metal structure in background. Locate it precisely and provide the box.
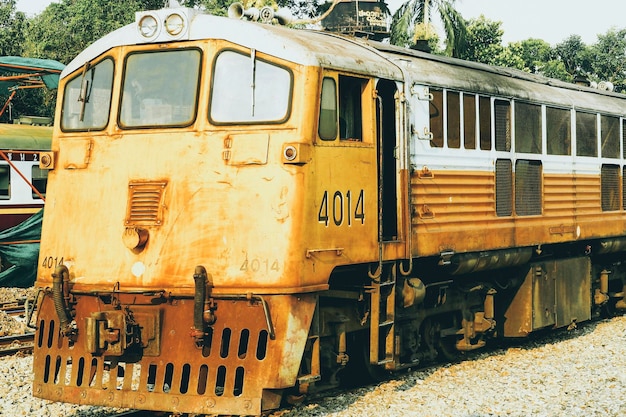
[0,56,65,119]
[321,0,390,40]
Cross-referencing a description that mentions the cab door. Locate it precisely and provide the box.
[312,72,378,265]
[376,78,409,261]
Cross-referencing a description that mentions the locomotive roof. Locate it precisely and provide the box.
[62,8,403,81]
[370,42,626,115]
[63,7,626,115]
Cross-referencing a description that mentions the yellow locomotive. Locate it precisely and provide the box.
[32,3,626,416]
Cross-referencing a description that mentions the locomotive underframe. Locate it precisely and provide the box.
[31,241,626,414]
[294,241,626,394]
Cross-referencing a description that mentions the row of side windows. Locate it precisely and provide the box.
[429,88,622,158]
[430,88,625,217]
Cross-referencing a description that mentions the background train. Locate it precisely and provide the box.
[31,3,626,416]
[0,122,50,286]
[0,56,63,286]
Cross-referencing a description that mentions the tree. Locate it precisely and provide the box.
[589,28,626,91]
[0,0,26,56]
[554,35,592,78]
[390,0,466,57]
[456,15,504,65]
[24,0,163,64]
[514,39,554,73]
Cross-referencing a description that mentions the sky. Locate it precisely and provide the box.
[16,0,626,46]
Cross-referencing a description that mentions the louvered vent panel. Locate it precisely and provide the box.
[496,159,512,217]
[126,181,167,226]
[515,160,542,216]
[602,165,620,211]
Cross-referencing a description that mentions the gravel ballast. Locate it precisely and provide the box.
[2,309,626,416]
[274,317,626,417]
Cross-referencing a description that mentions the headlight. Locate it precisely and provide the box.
[138,14,159,38]
[135,8,196,43]
[165,13,185,36]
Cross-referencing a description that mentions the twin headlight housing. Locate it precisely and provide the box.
[136,8,196,42]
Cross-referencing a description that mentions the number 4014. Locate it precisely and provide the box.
[318,190,365,227]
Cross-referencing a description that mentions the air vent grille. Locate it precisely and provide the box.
[126,181,167,226]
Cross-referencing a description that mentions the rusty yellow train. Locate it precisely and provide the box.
[32,3,626,416]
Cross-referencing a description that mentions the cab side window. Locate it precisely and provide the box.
[318,75,365,141]
[339,75,363,141]
[319,77,337,140]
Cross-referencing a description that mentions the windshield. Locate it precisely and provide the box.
[120,48,201,128]
[210,50,292,124]
[61,58,114,131]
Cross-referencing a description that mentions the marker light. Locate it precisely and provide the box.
[283,145,297,161]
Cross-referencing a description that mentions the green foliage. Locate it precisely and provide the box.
[540,59,572,82]
[390,0,466,57]
[24,0,163,64]
[196,0,231,16]
[590,28,626,91]
[554,35,592,76]
[459,17,586,84]
[456,15,504,65]
[0,0,26,56]
[514,38,554,72]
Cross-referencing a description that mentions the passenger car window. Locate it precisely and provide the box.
[546,107,571,155]
[576,112,597,157]
[515,102,541,154]
[601,115,619,159]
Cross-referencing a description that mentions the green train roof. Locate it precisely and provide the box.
[0,123,52,151]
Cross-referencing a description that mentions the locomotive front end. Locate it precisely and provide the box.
[32,8,324,416]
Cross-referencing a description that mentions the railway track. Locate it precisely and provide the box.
[0,332,34,355]
[0,299,35,356]
[1,298,27,315]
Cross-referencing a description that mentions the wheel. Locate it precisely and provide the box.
[340,330,389,386]
[422,316,463,363]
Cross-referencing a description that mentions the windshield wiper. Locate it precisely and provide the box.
[78,62,94,122]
